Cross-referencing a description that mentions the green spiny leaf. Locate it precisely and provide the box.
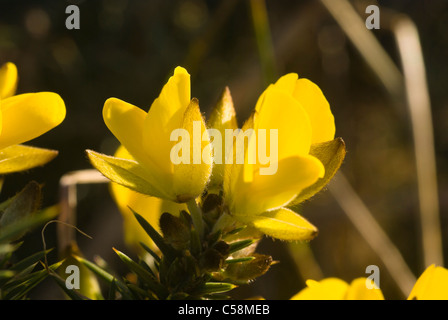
[131,209,176,260]
[194,282,236,295]
[113,248,168,299]
[228,239,255,254]
[11,248,52,272]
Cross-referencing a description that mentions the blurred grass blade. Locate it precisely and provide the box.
[393,15,443,268]
[320,0,403,98]
[329,173,416,297]
[249,0,276,85]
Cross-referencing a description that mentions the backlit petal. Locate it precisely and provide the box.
[255,86,312,160]
[230,155,324,216]
[103,97,163,181]
[142,67,191,175]
[272,73,298,94]
[0,62,18,99]
[0,92,65,149]
[408,264,448,300]
[292,79,335,144]
[345,278,385,300]
[291,278,349,300]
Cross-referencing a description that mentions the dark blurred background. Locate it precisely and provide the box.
[0,0,447,300]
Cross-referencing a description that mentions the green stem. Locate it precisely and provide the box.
[187,199,204,239]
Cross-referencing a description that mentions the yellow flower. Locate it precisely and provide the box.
[87,67,212,203]
[291,277,384,300]
[0,62,66,174]
[222,73,344,241]
[408,264,448,300]
[110,145,186,254]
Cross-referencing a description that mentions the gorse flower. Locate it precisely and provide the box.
[408,264,448,300]
[0,62,66,174]
[290,277,384,300]
[89,65,345,253]
[222,72,345,241]
[87,67,212,203]
[290,264,448,300]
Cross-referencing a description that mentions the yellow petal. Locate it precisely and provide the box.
[230,155,324,216]
[408,264,448,300]
[102,98,164,180]
[0,92,65,149]
[142,67,191,175]
[291,278,349,300]
[172,98,212,202]
[242,85,313,187]
[0,62,18,99]
[236,208,318,241]
[272,73,298,94]
[345,278,385,300]
[292,79,335,144]
[254,85,312,160]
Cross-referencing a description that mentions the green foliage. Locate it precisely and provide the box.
[75,192,274,300]
[0,181,60,300]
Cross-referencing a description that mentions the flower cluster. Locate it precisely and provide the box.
[88,66,346,249]
[2,61,445,301]
[85,66,346,298]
